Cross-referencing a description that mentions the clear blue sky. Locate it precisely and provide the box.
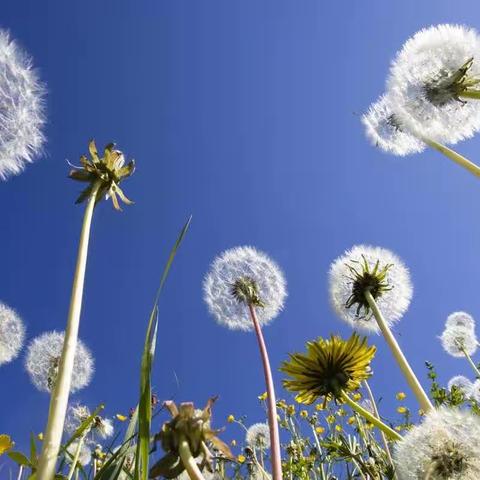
[2,0,480,458]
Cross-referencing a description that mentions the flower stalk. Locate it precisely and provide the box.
[340,391,402,441]
[178,435,206,480]
[364,290,433,412]
[459,345,480,378]
[248,304,283,480]
[36,180,101,480]
[66,431,88,480]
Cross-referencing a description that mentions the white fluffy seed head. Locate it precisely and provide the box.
[394,407,480,480]
[387,24,480,145]
[447,375,473,394]
[65,404,113,440]
[246,423,271,450]
[329,245,413,334]
[25,331,94,393]
[0,302,25,366]
[203,246,287,331]
[0,30,45,180]
[440,325,478,357]
[445,311,476,331]
[362,95,426,156]
[66,441,91,467]
[469,380,480,403]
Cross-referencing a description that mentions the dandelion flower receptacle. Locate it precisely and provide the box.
[329,245,432,412]
[204,246,286,480]
[0,30,45,180]
[393,407,480,480]
[36,141,135,480]
[0,302,25,366]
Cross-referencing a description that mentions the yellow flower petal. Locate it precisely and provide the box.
[0,435,14,456]
[116,414,128,422]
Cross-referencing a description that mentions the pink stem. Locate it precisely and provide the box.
[248,304,283,480]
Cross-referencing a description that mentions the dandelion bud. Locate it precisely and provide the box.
[25,331,94,393]
[0,302,25,366]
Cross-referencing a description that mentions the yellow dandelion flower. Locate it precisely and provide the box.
[227,415,235,423]
[337,408,346,417]
[116,414,127,422]
[396,392,406,401]
[315,426,325,434]
[281,333,376,404]
[277,400,287,409]
[397,406,408,414]
[353,392,362,401]
[0,435,14,456]
[335,425,343,432]
[326,415,335,424]
[237,454,246,464]
[347,416,356,425]
[300,410,308,418]
[258,392,268,401]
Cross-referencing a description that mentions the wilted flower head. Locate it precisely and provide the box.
[0,302,25,366]
[362,95,425,156]
[149,397,233,479]
[25,331,94,393]
[448,375,473,395]
[281,333,376,404]
[387,24,480,145]
[65,404,113,440]
[445,311,476,331]
[66,440,91,467]
[329,245,413,333]
[69,140,135,210]
[203,246,287,331]
[440,325,478,357]
[246,423,270,450]
[393,407,480,480]
[0,30,45,180]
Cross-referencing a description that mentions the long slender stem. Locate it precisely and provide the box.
[459,90,480,100]
[310,426,326,480]
[178,435,206,480]
[364,291,433,413]
[423,138,480,178]
[249,305,283,480]
[37,180,101,480]
[66,432,87,480]
[460,346,480,378]
[363,381,395,476]
[340,391,402,442]
[16,466,23,480]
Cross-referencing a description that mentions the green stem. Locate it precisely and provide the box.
[423,138,480,178]
[178,435,206,480]
[461,346,480,378]
[340,391,402,442]
[66,432,87,480]
[364,291,433,413]
[459,89,480,100]
[37,180,101,480]
[363,381,396,475]
[310,426,326,480]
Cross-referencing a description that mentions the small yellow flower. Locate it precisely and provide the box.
[231,440,237,447]
[237,455,246,464]
[315,403,325,411]
[300,410,308,418]
[315,426,325,434]
[277,400,287,409]
[287,405,295,416]
[396,392,406,401]
[347,416,356,425]
[352,392,362,401]
[37,432,44,441]
[335,425,343,432]
[326,415,335,424]
[337,408,346,417]
[116,414,127,422]
[395,425,404,432]
[366,422,374,430]
[0,435,14,456]
[397,406,408,414]
[258,392,268,401]
[227,415,235,423]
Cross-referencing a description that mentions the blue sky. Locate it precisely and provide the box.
[2,0,480,461]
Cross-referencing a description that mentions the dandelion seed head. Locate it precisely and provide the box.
[25,331,94,393]
[469,380,480,403]
[445,311,475,331]
[448,375,473,395]
[0,30,45,180]
[65,404,113,439]
[0,302,25,365]
[246,423,270,450]
[440,325,478,358]
[66,441,91,467]
[394,407,480,480]
[329,245,413,333]
[203,246,287,331]
[362,95,425,156]
[387,24,480,144]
